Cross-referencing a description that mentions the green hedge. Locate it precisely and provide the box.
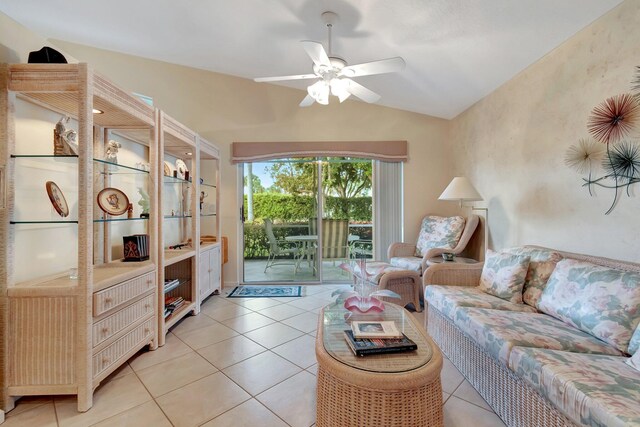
[244,193,371,222]
[243,222,372,259]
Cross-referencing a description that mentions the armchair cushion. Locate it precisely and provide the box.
[414,215,466,257]
[538,259,640,354]
[479,249,530,304]
[389,256,423,274]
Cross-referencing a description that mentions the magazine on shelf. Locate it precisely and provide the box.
[351,320,403,339]
[343,330,417,357]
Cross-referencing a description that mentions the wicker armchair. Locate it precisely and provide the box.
[387,214,481,277]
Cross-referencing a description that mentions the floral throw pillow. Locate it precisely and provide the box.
[478,250,531,304]
[538,259,640,354]
[414,216,466,257]
[501,246,562,307]
[628,349,640,372]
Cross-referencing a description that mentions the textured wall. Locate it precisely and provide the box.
[451,0,640,262]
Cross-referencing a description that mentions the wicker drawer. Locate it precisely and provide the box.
[93,271,155,316]
[92,294,154,347]
[93,318,154,378]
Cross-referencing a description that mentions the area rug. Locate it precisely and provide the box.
[227,285,302,298]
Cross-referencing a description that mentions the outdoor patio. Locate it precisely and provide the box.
[243,259,356,283]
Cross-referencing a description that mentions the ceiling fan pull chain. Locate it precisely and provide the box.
[327,22,333,56]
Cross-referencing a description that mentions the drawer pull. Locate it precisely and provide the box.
[102,327,109,335]
[102,357,110,365]
[104,297,113,304]
[144,304,151,310]
[144,327,151,334]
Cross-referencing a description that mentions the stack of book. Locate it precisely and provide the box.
[164,296,185,318]
[344,320,417,357]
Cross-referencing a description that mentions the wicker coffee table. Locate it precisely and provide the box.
[315,302,443,427]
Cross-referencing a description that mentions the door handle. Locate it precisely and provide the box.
[240,205,245,223]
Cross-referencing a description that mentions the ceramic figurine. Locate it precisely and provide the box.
[138,188,150,218]
[53,116,78,155]
[105,140,121,163]
[200,191,207,210]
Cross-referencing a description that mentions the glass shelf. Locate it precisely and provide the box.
[12,154,78,158]
[93,217,150,223]
[163,278,190,294]
[164,215,193,219]
[10,219,78,225]
[163,175,191,185]
[201,182,216,189]
[93,158,150,175]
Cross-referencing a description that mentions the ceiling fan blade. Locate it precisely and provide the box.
[301,40,331,67]
[341,57,406,77]
[299,94,316,107]
[344,79,381,103]
[254,73,318,83]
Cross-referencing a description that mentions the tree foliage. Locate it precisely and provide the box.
[243,194,371,222]
[243,173,265,193]
[267,158,372,198]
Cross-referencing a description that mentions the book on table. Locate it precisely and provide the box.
[343,330,417,357]
[351,320,403,339]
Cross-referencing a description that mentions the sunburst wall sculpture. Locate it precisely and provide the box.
[565,67,640,214]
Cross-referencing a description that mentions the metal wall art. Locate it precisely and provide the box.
[565,66,640,214]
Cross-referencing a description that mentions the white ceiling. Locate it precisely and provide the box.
[0,0,622,119]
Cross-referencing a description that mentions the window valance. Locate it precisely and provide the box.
[231,140,407,163]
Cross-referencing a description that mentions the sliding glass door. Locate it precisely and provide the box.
[241,157,373,284]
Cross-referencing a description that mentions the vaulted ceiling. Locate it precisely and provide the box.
[0,0,622,118]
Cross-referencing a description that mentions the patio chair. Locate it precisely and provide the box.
[387,214,480,276]
[263,218,300,273]
[311,218,351,264]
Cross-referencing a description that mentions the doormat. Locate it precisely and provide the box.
[227,285,302,298]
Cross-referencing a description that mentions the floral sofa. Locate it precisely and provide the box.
[423,246,640,427]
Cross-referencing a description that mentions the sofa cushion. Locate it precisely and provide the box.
[389,257,422,274]
[478,250,530,304]
[453,308,623,365]
[629,323,640,355]
[538,258,640,354]
[502,246,563,307]
[414,215,465,257]
[425,285,537,319]
[509,348,640,427]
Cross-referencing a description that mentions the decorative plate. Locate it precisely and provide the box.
[97,187,129,216]
[175,159,188,179]
[45,181,69,217]
[163,161,174,177]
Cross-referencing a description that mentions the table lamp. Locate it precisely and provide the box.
[439,177,488,256]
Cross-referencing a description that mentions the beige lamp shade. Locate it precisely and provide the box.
[439,177,483,202]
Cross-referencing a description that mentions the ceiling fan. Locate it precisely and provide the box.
[254,11,406,107]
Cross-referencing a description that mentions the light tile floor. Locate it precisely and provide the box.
[4,285,507,427]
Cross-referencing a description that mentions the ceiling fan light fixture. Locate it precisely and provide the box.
[330,78,350,103]
[308,80,329,105]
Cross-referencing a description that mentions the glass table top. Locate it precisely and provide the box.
[320,301,433,373]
